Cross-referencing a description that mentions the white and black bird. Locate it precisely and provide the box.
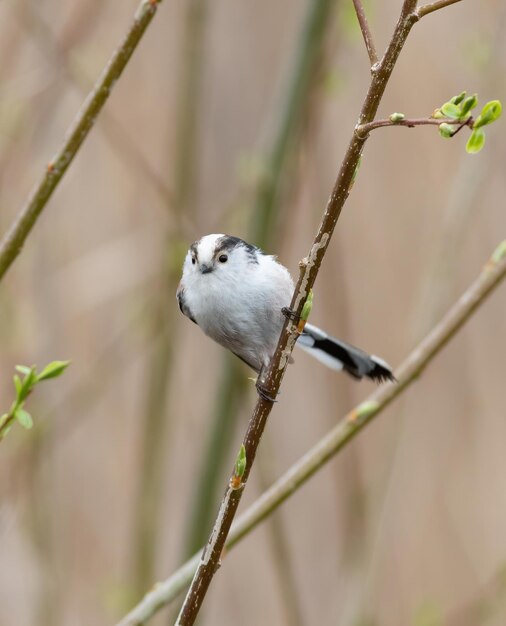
[177,234,394,383]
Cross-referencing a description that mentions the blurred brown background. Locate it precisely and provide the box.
[0,1,505,625]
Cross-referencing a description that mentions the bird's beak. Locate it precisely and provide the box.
[200,263,213,274]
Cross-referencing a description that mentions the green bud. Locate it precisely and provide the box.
[356,400,380,419]
[438,123,454,139]
[432,109,445,119]
[18,367,36,402]
[473,100,502,129]
[440,102,462,120]
[460,94,478,117]
[466,128,485,154]
[389,112,405,122]
[301,290,314,323]
[490,240,506,264]
[235,444,247,479]
[450,91,466,105]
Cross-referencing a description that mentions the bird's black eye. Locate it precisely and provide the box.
[218,254,228,263]
[191,257,196,265]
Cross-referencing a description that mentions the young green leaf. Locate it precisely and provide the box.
[473,100,502,128]
[15,408,33,430]
[440,102,462,119]
[466,128,485,154]
[450,91,466,105]
[460,94,478,117]
[36,360,70,382]
[15,365,32,376]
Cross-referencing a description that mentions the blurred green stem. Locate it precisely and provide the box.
[251,0,337,245]
[181,0,340,563]
[131,0,208,602]
[173,0,207,214]
[132,298,177,598]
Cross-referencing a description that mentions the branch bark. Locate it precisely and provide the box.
[173,0,464,623]
[356,115,472,138]
[0,0,162,282]
[117,238,506,626]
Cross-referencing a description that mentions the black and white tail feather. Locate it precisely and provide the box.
[298,323,395,383]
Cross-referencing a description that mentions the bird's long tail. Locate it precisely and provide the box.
[297,323,395,383]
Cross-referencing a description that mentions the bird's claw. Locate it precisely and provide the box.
[255,380,277,403]
[282,306,301,324]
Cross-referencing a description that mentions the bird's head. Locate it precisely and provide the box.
[182,234,260,279]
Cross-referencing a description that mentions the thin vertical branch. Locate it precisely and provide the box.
[131,300,177,598]
[251,0,339,245]
[117,238,506,626]
[0,0,163,282]
[352,0,378,66]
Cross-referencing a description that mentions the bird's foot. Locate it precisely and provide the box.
[281,306,301,324]
[255,379,277,403]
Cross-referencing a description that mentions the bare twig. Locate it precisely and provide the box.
[416,0,463,19]
[10,0,176,213]
[355,115,472,138]
[0,0,163,282]
[352,0,378,66]
[117,239,506,626]
[173,0,464,623]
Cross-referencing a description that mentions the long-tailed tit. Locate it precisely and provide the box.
[177,234,394,383]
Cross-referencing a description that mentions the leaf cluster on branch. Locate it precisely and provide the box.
[0,361,69,440]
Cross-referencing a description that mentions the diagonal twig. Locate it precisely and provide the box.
[117,238,506,626]
[0,0,163,283]
[352,0,378,67]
